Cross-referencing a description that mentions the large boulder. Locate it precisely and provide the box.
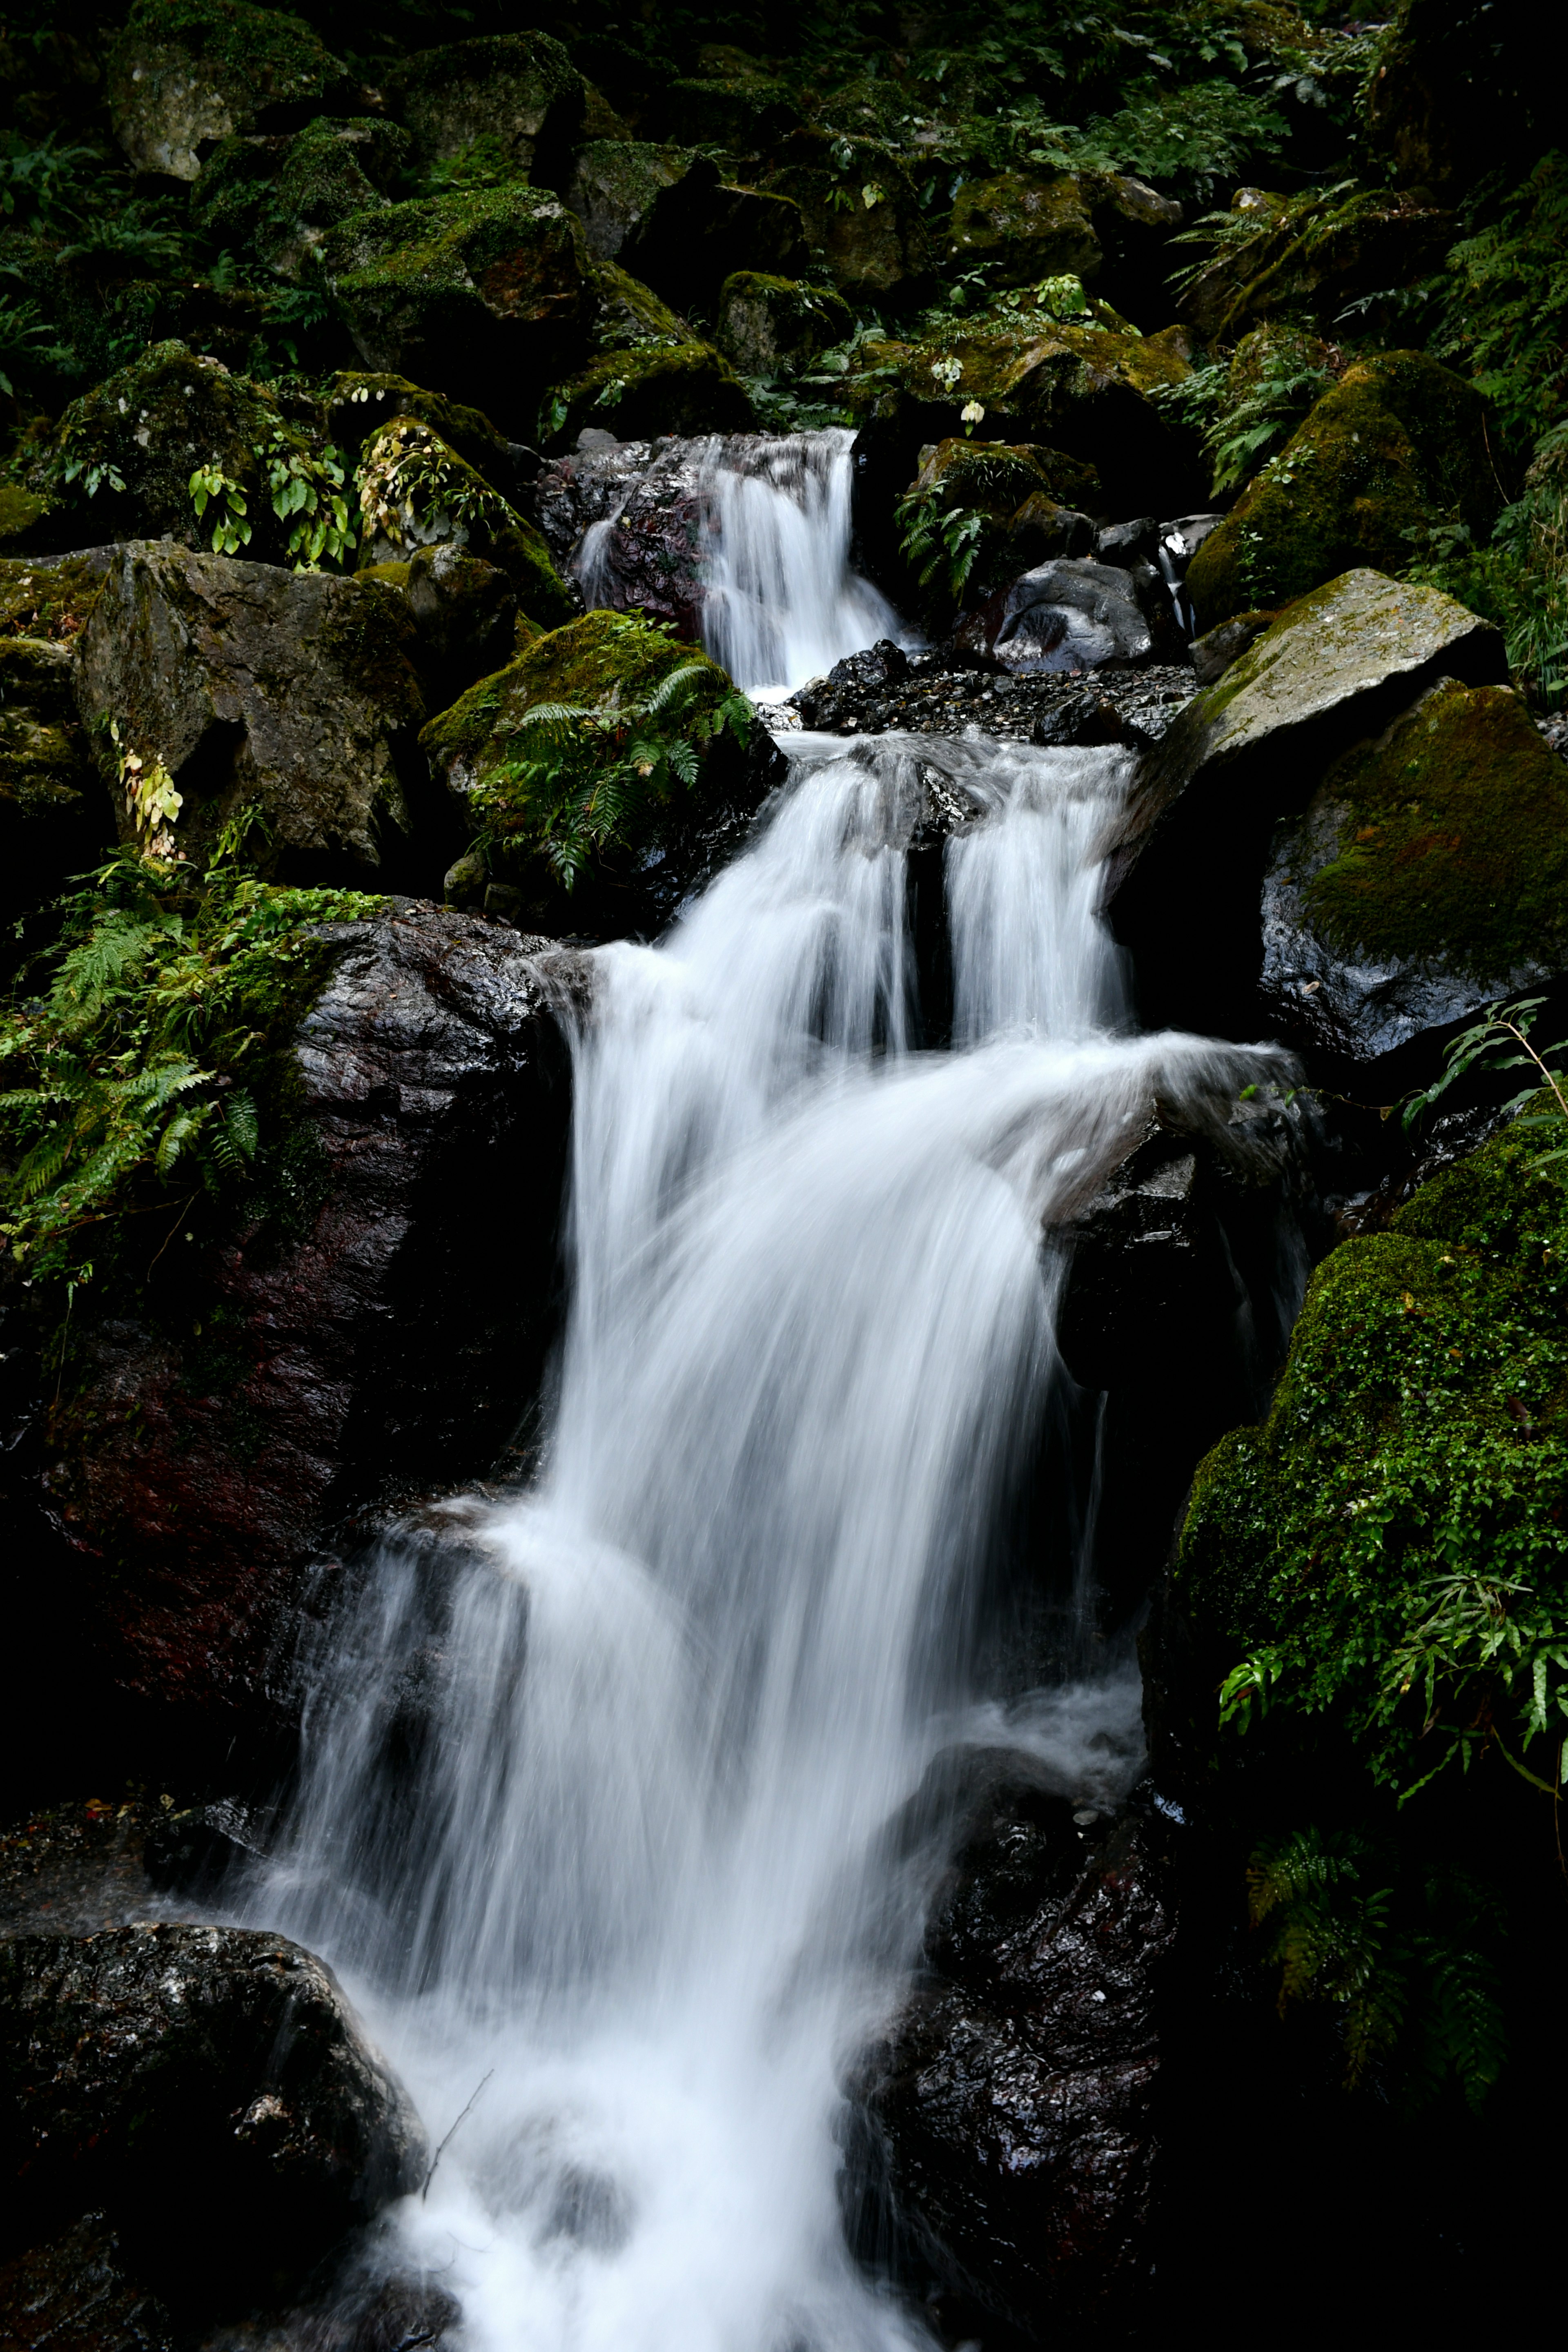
[566,140,701,265]
[192,115,412,278]
[74,543,436,888]
[319,187,595,439]
[982,558,1169,673]
[107,0,348,181]
[1102,569,1509,1039]
[13,906,579,1740]
[323,369,529,502]
[422,607,785,936]
[541,341,757,453]
[1259,679,1568,1070]
[0,1924,423,2307]
[946,172,1103,284]
[714,272,852,372]
[1185,352,1498,629]
[385,32,585,188]
[1176,187,1450,347]
[765,149,933,304]
[852,1781,1176,2332]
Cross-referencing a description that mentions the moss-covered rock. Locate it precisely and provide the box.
[0,485,57,554]
[539,342,757,452]
[0,553,111,644]
[0,633,112,964]
[1177,185,1452,346]
[713,273,851,372]
[384,32,584,188]
[946,172,1102,286]
[566,141,699,265]
[354,415,571,630]
[656,74,801,157]
[1186,351,1500,629]
[75,542,434,888]
[587,262,688,355]
[29,341,308,562]
[193,116,412,276]
[1176,1114,1568,1795]
[1258,681,1568,1064]
[107,0,346,181]
[422,608,777,932]
[765,157,932,303]
[322,372,519,499]
[319,186,593,437]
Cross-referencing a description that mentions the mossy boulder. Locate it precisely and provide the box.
[354,414,571,630]
[422,608,780,933]
[107,0,347,181]
[566,142,700,265]
[75,542,435,888]
[586,262,688,355]
[322,372,521,499]
[1103,568,1509,1038]
[765,158,932,303]
[1176,186,1452,347]
[655,74,801,157]
[0,627,112,963]
[193,116,412,276]
[29,341,302,561]
[318,186,594,436]
[384,33,584,190]
[0,485,57,555]
[946,173,1102,286]
[1176,1113,1568,1794]
[539,342,757,453]
[1186,351,1500,630]
[1259,680,1568,1065]
[713,273,851,372]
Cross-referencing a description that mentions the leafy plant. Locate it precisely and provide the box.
[1248,1827,1507,2109]
[1206,334,1339,492]
[0,291,72,398]
[895,488,987,604]
[477,662,756,890]
[262,429,354,569]
[188,461,252,556]
[0,853,383,1286]
[1402,421,1568,707]
[1429,151,1568,456]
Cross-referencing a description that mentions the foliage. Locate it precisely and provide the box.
[0,292,71,401]
[1403,421,1568,708]
[895,489,987,604]
[0,854,383,1286]
[1248,1826,1507,2109]
[1206,330,1340,492]
[1186,1107,1568,1807]
[263,429,355,568]
[476,647,755,890]
[357,419,512,551]
[1429,152,1568,457]
[189,459,252,556]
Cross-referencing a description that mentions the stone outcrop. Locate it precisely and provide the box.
[16,907,580,1738]
[385,32,585,189]
[0,1923,424,2307]
[1103,569,1510,1038]
[107,0,347,181]
[74,541,435,888]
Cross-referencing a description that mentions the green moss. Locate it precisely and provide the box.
[114,0,339,94]
[274,116,410,228]
[663,75,801,153]
[0,556,107,641]
[911,437,1099,514]
[323,184,587,303]
[1187,350,1499,628]
[1177,1116,1568,1793]
[354,414,570,629]
[714,273,851,371]
[325,373,514,488]
[1297,683,1568,977]
[589,263,687,354]
[189,133,283,242]
[541,343,755,453]
[946,172,1100,285]
[0,486,53,550]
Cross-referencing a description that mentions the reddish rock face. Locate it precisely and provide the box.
[16,907,583,1755]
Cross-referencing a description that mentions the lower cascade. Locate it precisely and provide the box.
[259,730,1294,2350]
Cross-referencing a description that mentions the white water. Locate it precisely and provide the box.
[260,728,1291,2339]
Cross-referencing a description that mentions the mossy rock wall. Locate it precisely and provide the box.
[1187,350,1499,628]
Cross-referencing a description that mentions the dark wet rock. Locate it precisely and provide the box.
[0,630,111,969]
[990,558,1160,673]
[1258,679,1568,1072]
[0,1924,424,2305]
[829,640,909,693]
[566,142,700,265]
[714,273,853,373]
[1030,691,1135,749]
[0,2211,175,2352]
[775,658,1195,746]
[1094,517,1158,567]
[319,187,595,440]
[394,545,522,709]
[0,1801,159,1943]
[1102,569,1508,1038]
[1186,351,1498,630]
[851,1795,1176,2330]
[1191,609,1276,686]
[107,0,348,182]
[74,542,437,889]
[385,32,584,190]
[142,1797,275,1903]
[24,907,578,1737]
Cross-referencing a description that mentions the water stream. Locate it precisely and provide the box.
[258,457,1293,2349]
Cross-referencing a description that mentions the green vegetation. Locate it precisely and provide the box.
[0,850,381,1288]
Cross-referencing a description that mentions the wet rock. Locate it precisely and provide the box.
[714,273,852,373]
[74,542,436,889]
[385,33,584,190]
[1103,568,1508,1037]
[1186,351,1499,629]
[1030,691,1134,748]
[0,1924,424,2305]
[1258,679,1568,1072]
[778,657,1196,747]
[991,558,1159,673]
[852,1795,1176,2330]
[1094,517,1158,567]
[541,340,756,455]
[0,2212,175,2352]
[531,434,706,631]
[829,640,909,694]
[1190,608,1276,686]
[107,0,348,181]
[319,187,595,440]
[28,906,578,1735]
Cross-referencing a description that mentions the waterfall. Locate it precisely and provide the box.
[569,428,904,697]
[260,718,1292,2352]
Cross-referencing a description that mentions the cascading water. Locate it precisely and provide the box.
[256,477,1298,2350]
[572,428,904,696]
